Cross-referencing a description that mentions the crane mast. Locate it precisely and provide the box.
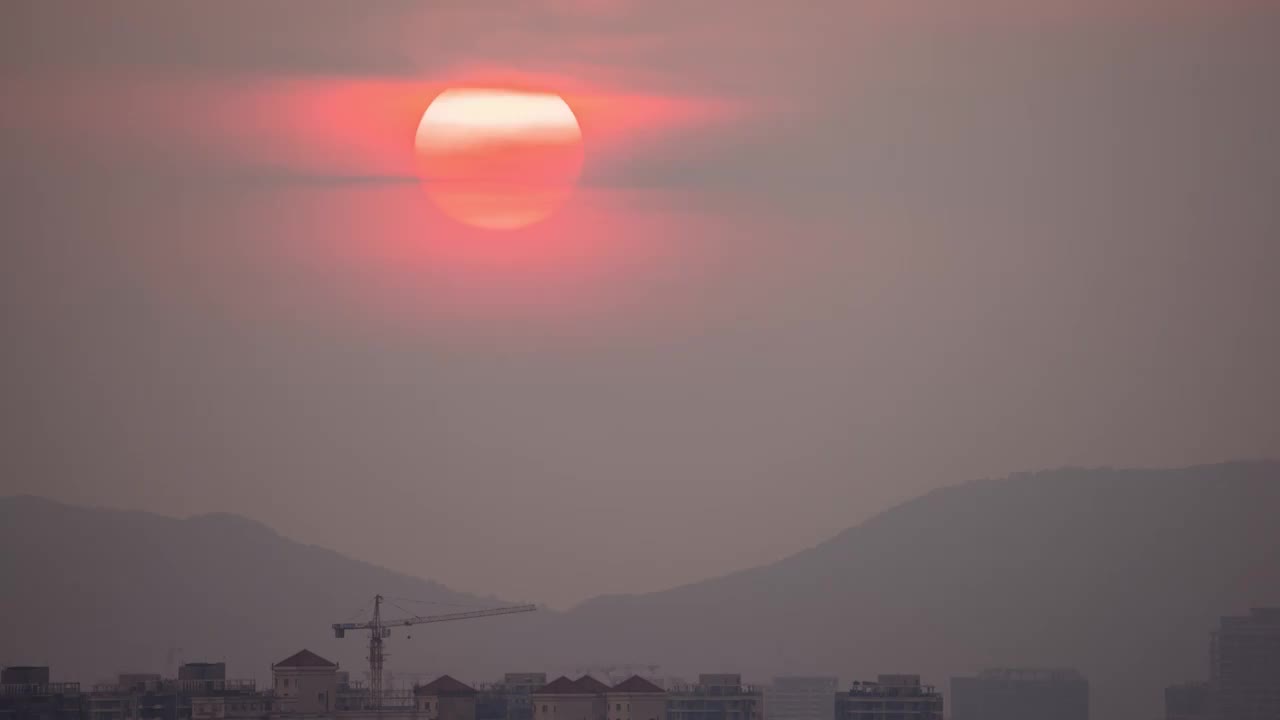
[332,595,536,710]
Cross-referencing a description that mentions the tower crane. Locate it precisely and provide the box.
[333,595,536,709]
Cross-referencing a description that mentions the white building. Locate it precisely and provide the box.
[271,650,339,716]
[414,675,477,720]
[532,677,605,720]
[605,677,665,720]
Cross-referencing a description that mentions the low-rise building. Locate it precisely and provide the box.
[605,677,663,720]
[190,695,269,720]
[0,667,86,720]
[951,668,1087,720]
[414,677,476,720]
[666,675,762,720]
[532,677,601,720]
[271,651,338,716]
[481,674,546,720]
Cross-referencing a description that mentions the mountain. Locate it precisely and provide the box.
[544,461,1280,720]
[0,496,553,684]
[3,461,1279,720]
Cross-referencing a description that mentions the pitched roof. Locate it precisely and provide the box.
[610,676,664,694]
[575,676,611,694]
[534,676,595,695]
[416,675,477,696]
[274,649,337,668]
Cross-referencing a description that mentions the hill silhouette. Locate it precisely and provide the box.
[3,461,1278,720]
[0,495,549,685]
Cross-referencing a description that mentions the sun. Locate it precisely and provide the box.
[414,88,585,230]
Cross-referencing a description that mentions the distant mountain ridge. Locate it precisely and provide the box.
[0,495,549,684]
[3,461,1278,720]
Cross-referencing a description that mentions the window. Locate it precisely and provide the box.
[617,705,622,712]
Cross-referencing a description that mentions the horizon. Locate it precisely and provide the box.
[3,3,1279,720]
[4,457,1278,718]
[12,458,1277,610]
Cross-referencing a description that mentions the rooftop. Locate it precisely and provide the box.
[416,675,477,697]
[534,677,596,696]
[274,650,337,669]
[610,677,664,694]
[575,676,611,694]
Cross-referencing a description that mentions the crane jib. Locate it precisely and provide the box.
[330,595,536,710]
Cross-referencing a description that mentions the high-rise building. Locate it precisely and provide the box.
[766,677,836,720]
[835,675,941,720]
[1210,608,1280,720]
[1165,682,1217,720]
[950,668,1088,720]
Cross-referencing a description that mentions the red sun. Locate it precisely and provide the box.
[414,88,585,230]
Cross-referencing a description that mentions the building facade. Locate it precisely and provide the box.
[605,678,664,720]
[271,650,338,716]
[836,675,941,720]
[951,668,1088,720]
[0,667,84,720]
[531,677,601,720]
[1211,608,1280,720]
[1165,682,1217,720]
[666,675,762,720]
[766,677,836,720]
[483,674,545,720]
[414,676,476,720]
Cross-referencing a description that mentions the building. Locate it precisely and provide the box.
[0,667,85,720]
[532,677,602,720]
[605,677,664,720]
[178,668,225,685]
[271,651,338,716]
[2,670,53,688]
[1211,608,1280,720]
[1165,682,1218,720]
[190,695,269,720]
[86,663,257,720]
[666,675,762,720]
[766,677,836,720]
[498,674,545,720]
[951,668,1087,720]
[477,675,548,720]
[836,675,941,720]
[414,677,476,720]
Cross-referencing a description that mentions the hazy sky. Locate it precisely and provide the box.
[3,1,1278,609]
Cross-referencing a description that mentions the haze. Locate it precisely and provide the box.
[2,1,1278,610]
